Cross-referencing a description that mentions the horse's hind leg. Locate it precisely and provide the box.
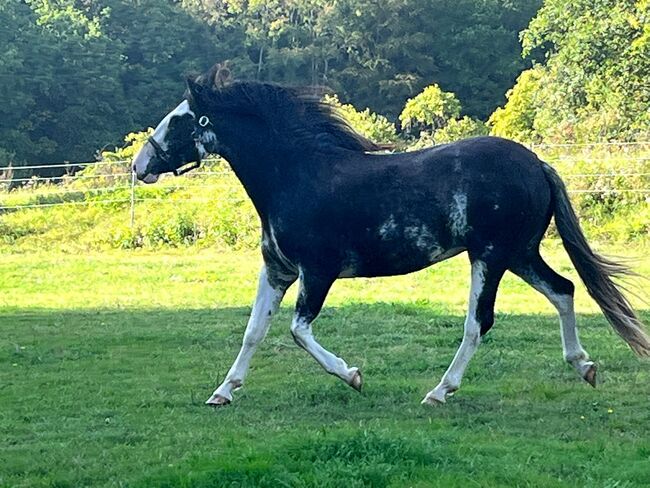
[511,252,596,386]
[290,269,362,390]
[422,258,505,405]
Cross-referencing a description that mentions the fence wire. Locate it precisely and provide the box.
[1,147,649,218]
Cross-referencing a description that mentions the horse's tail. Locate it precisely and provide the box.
[541,162,650,357]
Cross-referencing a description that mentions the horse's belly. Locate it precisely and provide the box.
[339,245,465,278]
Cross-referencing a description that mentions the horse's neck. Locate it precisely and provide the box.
[224,149,291,220]
[216,120,329,218]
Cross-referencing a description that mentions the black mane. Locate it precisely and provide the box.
[189,81,382,153]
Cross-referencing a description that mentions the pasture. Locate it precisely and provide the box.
[1,243,649,487]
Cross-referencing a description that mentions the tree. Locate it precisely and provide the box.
[0,0,226,171]
[488,67,544,142]
[178,0,541,119]
[490,0,650,142]
[399,84,461,132]
[0,0,128,167]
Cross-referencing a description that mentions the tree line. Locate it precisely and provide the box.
[1,0,647,173]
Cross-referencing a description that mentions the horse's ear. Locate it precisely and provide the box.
[214,66,232,88]
[208,61,232,89]
[186,77,203,99]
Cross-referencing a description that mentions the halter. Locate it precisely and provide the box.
[146,114,212,176]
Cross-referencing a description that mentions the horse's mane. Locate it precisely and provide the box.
[191,80,382,153]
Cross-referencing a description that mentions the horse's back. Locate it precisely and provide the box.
[417,136,553,257]
[362,136,553,265]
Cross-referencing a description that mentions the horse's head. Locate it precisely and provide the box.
[132,64,229,183]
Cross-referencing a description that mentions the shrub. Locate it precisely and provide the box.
[399,84,461,133]
[324,95,398,144]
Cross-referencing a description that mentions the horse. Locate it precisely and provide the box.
[132,64,649,406]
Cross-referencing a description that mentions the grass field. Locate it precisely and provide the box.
[1,242,649,487]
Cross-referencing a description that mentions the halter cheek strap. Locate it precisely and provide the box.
[147,136,169,165]
[146,115,212,176]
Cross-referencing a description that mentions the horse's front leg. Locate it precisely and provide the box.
[206,265,292,406]
[290,269,362,391]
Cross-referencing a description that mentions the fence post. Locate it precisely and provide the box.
[130,165,136,227]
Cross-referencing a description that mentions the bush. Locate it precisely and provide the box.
[432,117,488,144]
[324,95,398,144]
[399,84,461,133]
[535,143,650,242]
[488,67,544,143]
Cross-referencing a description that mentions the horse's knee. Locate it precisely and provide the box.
[290,316,310,346]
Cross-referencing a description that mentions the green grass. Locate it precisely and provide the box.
[1,243,649,487]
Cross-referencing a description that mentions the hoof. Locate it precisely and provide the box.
[583,363,597,388]
[348,368,363,392]
[205,394,231,406]
[421,390,446,406]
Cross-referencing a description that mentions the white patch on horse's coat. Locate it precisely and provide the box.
[196,141,208,159]
[453,146,462,171]
[404,224,438,252]
[338,265,357,278]
[291,305,358,383]
[132,100,195,179]
[423,260,487,404]
[493,204,500,210]
[199,129,218,146]
[428,245,445,261]
[404,226,419,239]
[527,279,591,374]
[151,100,194,149]
[449,192,469,237]
[208,266,285,403]
[429,246,464,264]
[267,224,296,271]
[379,214,398,239]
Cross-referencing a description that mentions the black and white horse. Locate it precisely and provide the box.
[133,64,649,406]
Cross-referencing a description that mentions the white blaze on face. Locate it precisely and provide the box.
[132,100,195,183]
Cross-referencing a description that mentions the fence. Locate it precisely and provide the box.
[1,142,649,228]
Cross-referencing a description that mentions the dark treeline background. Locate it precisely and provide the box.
[3,0,648,170]
[0,0,540,167]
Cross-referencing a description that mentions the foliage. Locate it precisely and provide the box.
[323,94,398,144]
[490,0,650,143]
[310,0,541,119]
[0,0,540,170]
[101,130,150,162]
[0,0,222,169]
[1,144,647,252]
[432,116,488,144]
[0,1,128,167]
[488,67,545,143]
[537,143,650,241]
[401,85,487,148]
[399,84,462,132]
